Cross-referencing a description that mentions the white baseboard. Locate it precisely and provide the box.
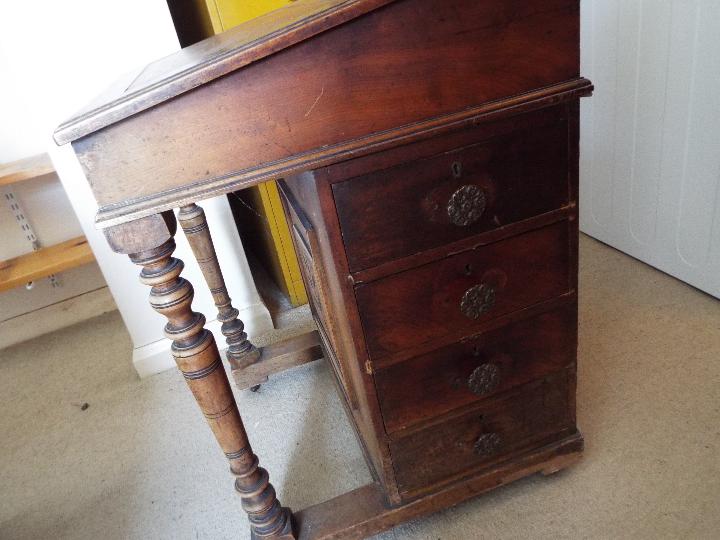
[0,287,273,379]
[132,301,274,378]
[0,287,117,350]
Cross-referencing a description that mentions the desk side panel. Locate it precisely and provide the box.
[280,172,402,503]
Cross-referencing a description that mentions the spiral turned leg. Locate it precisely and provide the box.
[129,233,295,539]
[178,203,261,370]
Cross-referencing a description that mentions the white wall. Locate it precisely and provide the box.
[1,1,273,373]
[0,1,181,328]
[0,0,180,161]
[52,142,274,377]
[580,0,720,298]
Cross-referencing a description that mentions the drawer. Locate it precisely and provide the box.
[375,304,577,433]
[333,108,569,271]
[355,221,571,360]
[390,369,576,497]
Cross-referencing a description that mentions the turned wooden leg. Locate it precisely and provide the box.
[178,203,261,370]
[105,212,295,539]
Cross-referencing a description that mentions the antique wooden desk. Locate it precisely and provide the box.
[55,1,592,538]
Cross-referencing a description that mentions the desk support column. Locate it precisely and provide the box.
[104,211,295,540]
[178,202,261,369]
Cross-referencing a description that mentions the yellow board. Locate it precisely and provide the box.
[198,0,308,306]
[205,0,293,30]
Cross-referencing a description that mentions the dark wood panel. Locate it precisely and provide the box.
[333,106,569,271]
[390,369,575,497]
[351,207,574,285]
[375,304,577,432]
[280,179,362,409]
[355,221,571,360]
[73,0,580,214]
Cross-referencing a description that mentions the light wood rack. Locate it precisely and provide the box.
[0,153,94,292]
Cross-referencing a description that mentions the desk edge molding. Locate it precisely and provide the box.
[93,78,593,228]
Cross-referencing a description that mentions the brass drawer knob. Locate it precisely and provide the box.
[460,283,496,319]
[473,432,502,457]
[447,184,486,226]
[468,363,501,396]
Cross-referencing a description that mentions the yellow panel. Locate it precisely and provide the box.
[190,0,222,36]
[260,180,308,305]
[202,0,307,306]
[213,0,294,28]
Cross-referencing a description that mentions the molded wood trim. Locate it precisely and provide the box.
[94,79,592,228]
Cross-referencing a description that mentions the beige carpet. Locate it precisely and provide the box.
[1,235,718,539]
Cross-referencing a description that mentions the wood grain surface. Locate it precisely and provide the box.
[333,106,570,270]
[355,221,572,360]
[70,0,581,226]
[390,369,576,497]
[54,0,397,145]
[0,237,94,292]
[375,305,577,432]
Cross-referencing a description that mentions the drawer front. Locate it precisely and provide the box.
[333,108,569,271]
[376,304,577,433]
[390,369,576,496]
[355,221,571,360]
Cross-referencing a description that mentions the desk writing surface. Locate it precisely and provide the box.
[54,0,395,146]
[55,0,582,228]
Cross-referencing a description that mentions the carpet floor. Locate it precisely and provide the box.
[1,235,718,539]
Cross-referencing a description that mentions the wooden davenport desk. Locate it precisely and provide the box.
[55,1,592,538]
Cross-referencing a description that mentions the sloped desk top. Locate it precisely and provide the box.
[55,0,589,228]
[54,0,395,146]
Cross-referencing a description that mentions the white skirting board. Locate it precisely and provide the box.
[0,287,117,350]
[50,138,275,379]
[0,286,274,379]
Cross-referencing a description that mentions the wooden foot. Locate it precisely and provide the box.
[233,330,324,390]
[178,203,261,369]
[251,516,296,540]
[540,464,566,476]
[106,213,295,539]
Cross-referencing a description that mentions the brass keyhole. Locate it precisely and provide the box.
[452,161,462,178]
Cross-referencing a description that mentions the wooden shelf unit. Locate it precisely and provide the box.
[0,153,55,186]
[0,154,96,291]
[0,236,95,292]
